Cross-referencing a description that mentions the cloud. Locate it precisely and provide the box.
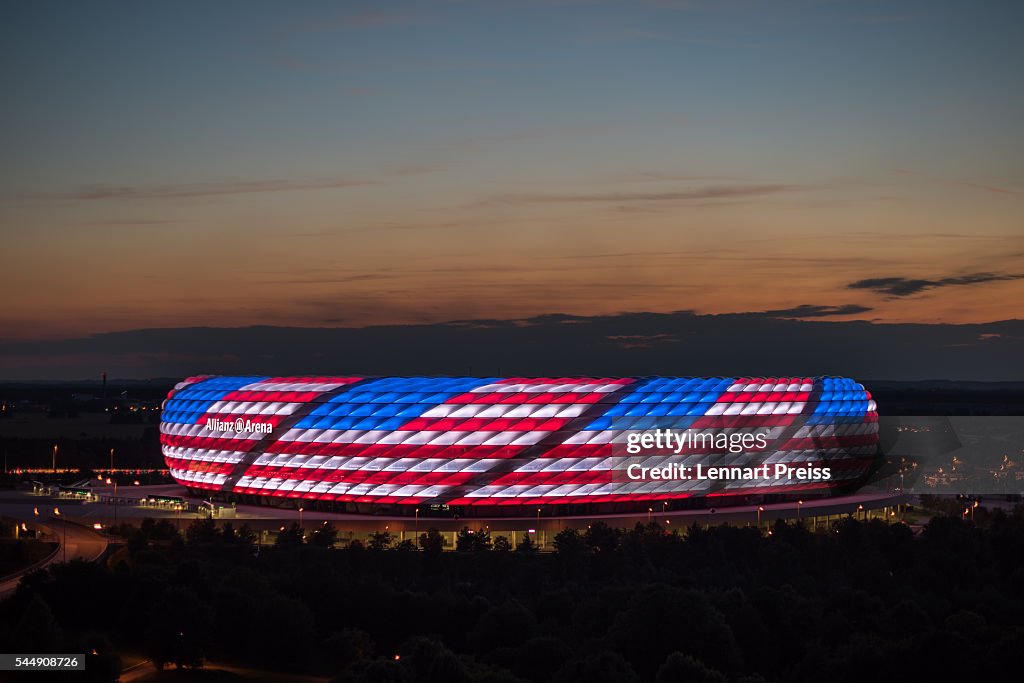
[483,184,808,206]
[760,304,873,318]
[261,11,431,71]
[849,273,1024,297]
[17,177,377,203]
[892,168,1015,195]
[956,181,1013,195]
[441,123,617,152]
[3,311,1023,381]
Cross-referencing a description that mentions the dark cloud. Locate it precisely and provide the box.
[849,272,1024,297]
[759,304,873,318]
[13,178,377,203]
[484,184,807,206]
[2,311,1023,381]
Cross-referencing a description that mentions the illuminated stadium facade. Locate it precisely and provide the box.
[160,376,880,516]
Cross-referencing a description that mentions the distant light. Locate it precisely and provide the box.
[93,523,103,530]
[528,528,536,533]
[393,654,401,661]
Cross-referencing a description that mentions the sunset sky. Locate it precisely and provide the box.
[2,0,1022,345]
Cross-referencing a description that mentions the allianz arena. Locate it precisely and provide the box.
[160,375,880,515]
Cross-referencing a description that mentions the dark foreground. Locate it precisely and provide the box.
[2,506,1024,683]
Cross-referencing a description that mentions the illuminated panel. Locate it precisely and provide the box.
[160,376,879,506]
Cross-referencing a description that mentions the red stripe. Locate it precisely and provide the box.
[165,457,235,475]
[221,391,321,402]
[444,391,610,405]
[263,441,528,459]
[398,417,569,432]
[259,376,362,385]
[714,391,810,403]
[160,433,262,451]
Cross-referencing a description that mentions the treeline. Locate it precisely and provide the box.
[2,509,1024,682]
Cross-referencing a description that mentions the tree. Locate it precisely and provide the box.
[11,595,62,653]
[235,523,258,547]
[274,522,305,548]
[456,527,475,551]
[493,535,512,552]
[185,517,219,546]
[656,652,727,683]
[325,627,374,673]
[515,534,537,554]
[220,522,238,543]
[554,651,639,683]
[418,528,444,555]
[77,632,122,683]
[456,527,492,551]
[369,530,393,550]
[553,528,585,556]
[146,587,212,670]
[311,521,339,547]
[584,521,620,553]
[138,517,181,544]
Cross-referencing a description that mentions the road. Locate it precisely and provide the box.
[0,515,108,599]
[118,658,329,682]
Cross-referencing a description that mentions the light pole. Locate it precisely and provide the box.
[54,507,66,563]
[52,444,58,473]
[857,504,864,521]
[106,477,118,524]
[757,505,764,530]
[298,507,304,529]
[647,507,653,523]
[536,508,541,548]
[415,508,420,535]
[797,500,803,521]
[109,447,114,472]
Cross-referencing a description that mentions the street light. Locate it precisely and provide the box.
[298,507,304,528]
[757,505,764,529]
[106,477,118,524]
[52,444,58,473]
[648,507,653,523]
[797,500,803,521]
[54,507,66,563]
[109,447,115,472]
[857,504,864,521]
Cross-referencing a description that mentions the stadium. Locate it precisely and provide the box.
[159,375,881,516]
